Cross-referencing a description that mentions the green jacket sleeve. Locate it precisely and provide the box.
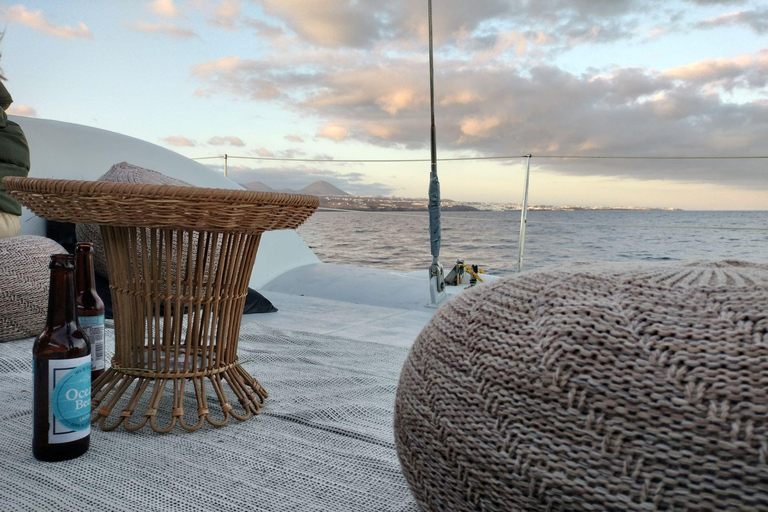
[0,110,31,216]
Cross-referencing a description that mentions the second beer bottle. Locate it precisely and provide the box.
[76,243,105,381]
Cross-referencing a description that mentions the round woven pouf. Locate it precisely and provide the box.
[0,235,66,342]
[395,261,768,511]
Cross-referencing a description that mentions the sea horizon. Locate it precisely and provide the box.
[298,209,768,277]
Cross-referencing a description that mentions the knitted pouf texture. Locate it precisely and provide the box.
[0,235,65,342]
[394,261,768,511]
[75,161,191,278]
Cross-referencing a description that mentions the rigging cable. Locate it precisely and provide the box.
[192,154,768,163]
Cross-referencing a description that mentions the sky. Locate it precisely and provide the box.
[2,0,768,209]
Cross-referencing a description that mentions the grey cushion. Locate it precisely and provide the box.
[75,162,191,278]
[0,236,66,342]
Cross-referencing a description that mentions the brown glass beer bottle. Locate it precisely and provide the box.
[33,254,91,462]
[75,243,105,381]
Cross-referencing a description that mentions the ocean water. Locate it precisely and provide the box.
[296,210,768,276]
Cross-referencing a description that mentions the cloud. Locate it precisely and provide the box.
[224,163,394,195]
[284,134,304,142]
[244,19,285,41]
[7,104,37,117]
[260,0,382,47]
[208,135,245,146]
[255,0,654,52]
[161,135,197,147]
[124,21,198,38]
[694,9,768,34]
[193,46,768,188]
[1,4,93,39]
[208,0,241,31]
[439,91,484,106]
[459,116,503,141]
[662,52,768,90]
[148,0,179,18]
[253,147,274,157]
[685,0,745,4]
[189,3,768,190]
[191,57,286,99]
[364,123,398,140]
[317,124,348,141]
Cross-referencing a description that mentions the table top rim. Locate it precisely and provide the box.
[3,176,319,233]
[2,176,320,208]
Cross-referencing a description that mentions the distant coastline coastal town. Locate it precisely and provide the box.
[239,179,680,212]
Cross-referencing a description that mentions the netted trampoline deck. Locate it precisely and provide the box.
[0,322,417,512]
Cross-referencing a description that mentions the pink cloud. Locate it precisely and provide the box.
[317,124,348,141]
[261,0,379,47]
[439,90,484,106]
[663,52,768,89]
[285,134,304,142]
[458,116,502,142]
[148,0,179,18]
[124,21,197,38]
[695,9,768,34]
[192,57,281,99]
[161,136,197,147]
[208,135,245,146]
[208,0,241,31]
[7,104,37,117]
[192,56,245,74]
[376,89,422,115]
[364,124,397,139]
[1,4,93,39]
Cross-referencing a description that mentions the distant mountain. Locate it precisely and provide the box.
[242,181,275,192]
[299,180,349,196]
[239,179,350,196]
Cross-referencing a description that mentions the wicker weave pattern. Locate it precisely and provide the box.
[4,177,318,234]
[0,235,66,342]
[93,226,265,432]
[4,177,318,432]
[395,261,768,511]
[76,162,193,277]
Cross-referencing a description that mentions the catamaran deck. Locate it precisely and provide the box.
[251,263,501,348]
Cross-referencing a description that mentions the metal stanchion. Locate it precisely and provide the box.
[517,155,532,273]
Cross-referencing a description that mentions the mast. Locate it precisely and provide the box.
[427,0,446,305]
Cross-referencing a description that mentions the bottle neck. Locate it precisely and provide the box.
[47,267,78,328]
[76,249,96,294]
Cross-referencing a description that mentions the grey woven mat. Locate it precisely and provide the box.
[0,322,417,512]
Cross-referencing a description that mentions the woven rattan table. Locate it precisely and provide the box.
[5,177,318,432]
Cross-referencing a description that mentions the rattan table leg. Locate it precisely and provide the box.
[90,226,269,433]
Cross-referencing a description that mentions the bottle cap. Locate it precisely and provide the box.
[49,253,75,270]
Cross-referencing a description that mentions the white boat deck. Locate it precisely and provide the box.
[250,262,502,348]
[245,292,434,348]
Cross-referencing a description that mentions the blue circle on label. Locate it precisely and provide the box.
[52,362,91,431]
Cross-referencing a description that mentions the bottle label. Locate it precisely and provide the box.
[79,314,105,371]
[48,356,91,444]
